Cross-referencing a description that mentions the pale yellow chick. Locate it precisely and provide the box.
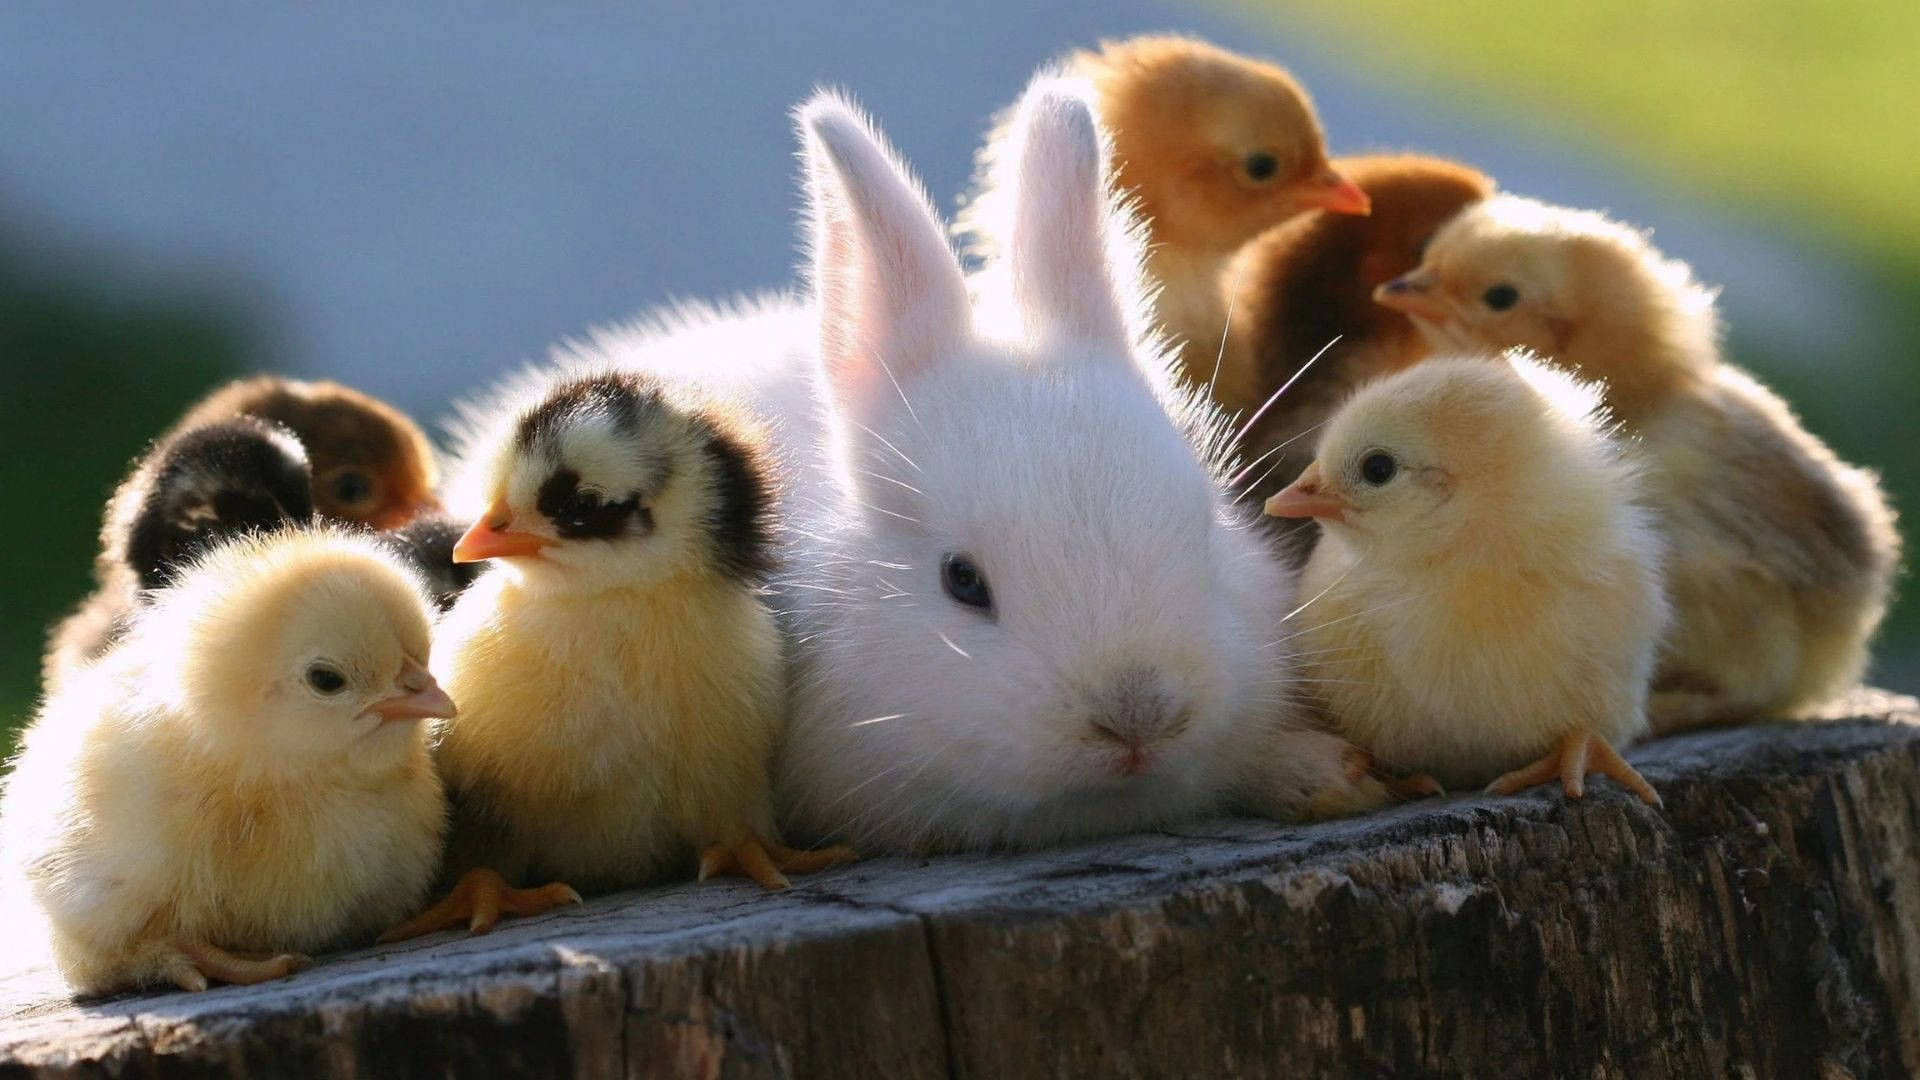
[1379,195,1902,731]
[0,529,453,995]
[382,371,851,941]
[1267,352,1668,803]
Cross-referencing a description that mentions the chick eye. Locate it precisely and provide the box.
[1243,151,1280,182]
[329,470,376,507]
[569,490,602,521]
[305,664,348,695]
[1482,283,1520,311]
[1360,452,1398,486]
[941,554,992,612]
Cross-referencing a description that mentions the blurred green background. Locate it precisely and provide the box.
[1,2,1913,750]
[0,236,252,748]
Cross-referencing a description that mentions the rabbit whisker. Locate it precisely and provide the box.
[848,421,922,473]
[1205,254,1252,403]
[876,356,926,433]
[858,501,925,526]
[860,469,926,496]
[1227,335,1341,456]
[937,632,972,660]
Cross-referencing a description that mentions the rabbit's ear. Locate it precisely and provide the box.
[800,91,969,422]
[1000,80,1139,356]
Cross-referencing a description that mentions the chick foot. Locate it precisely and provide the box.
[1296,744,1395,820]
[698,838,859,891]
[1344,746,1446,801]
[377,867,582,942]
[163,938,311,992]
[1487,730,1661,807]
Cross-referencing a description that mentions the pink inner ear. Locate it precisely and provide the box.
[803,96,969,425]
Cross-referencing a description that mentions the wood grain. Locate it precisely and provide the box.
[3,689,1915,1079]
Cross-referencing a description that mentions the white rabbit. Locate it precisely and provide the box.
[465,80,1381,855]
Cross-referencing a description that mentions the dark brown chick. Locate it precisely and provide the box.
[43,377,441,687]
[175,376,440,529]
[42,417,316,685]
[1220,155,1494,501]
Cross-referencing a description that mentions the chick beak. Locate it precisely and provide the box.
[1374,271,1449,322]
[1264,463,1349,522]
[371,659,456,722]
[1297,167,1371,216]
[452,502,556,563]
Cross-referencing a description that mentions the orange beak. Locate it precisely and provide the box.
[1296,167,1371,216]
[370,658,456,722]
[452,502,557,563]
[1264,462,1349,523]
[1373,271,1449,322]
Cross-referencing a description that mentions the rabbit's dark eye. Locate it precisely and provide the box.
[306,664,348,695]
[1482,283,1520,311]
[1360,452,1398,486]
[1243,152,1280,182]
[941,554,992,612]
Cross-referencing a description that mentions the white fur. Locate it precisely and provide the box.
[543,82,1344,853]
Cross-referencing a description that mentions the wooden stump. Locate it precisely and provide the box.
[4,690,1917,1079]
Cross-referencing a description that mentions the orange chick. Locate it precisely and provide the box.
[1379,195,1902,731]
[959,35,1369,370]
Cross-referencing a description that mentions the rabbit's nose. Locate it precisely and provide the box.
[1088,666,1191,746]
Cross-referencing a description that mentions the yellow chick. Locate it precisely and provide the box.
[1378,195,1902,731]
[958,35,1368,375]
[382,371,851,941]
[0,529,453,995]
[1266,352,1668,803]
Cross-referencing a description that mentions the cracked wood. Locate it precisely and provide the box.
[2,690,1917,1078]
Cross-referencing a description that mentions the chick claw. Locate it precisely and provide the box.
[698,837,859,892]
[1343,746,1446,801]
[165,939,311,992]
[1487,730,1662,807]
[377,867,582,942]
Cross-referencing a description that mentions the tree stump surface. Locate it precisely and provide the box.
[3,689,1917,1079]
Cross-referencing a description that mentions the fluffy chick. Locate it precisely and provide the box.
[1379,195,1902,730]
[959,35,1368,370]
[382,371,850,941]
[41,417,316,685]
[1266,352,1668,802]
[175,376,441,528]
[1,529,453,995]
[1221,155,1494,500]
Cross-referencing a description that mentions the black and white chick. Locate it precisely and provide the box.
[381,370,852,940]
